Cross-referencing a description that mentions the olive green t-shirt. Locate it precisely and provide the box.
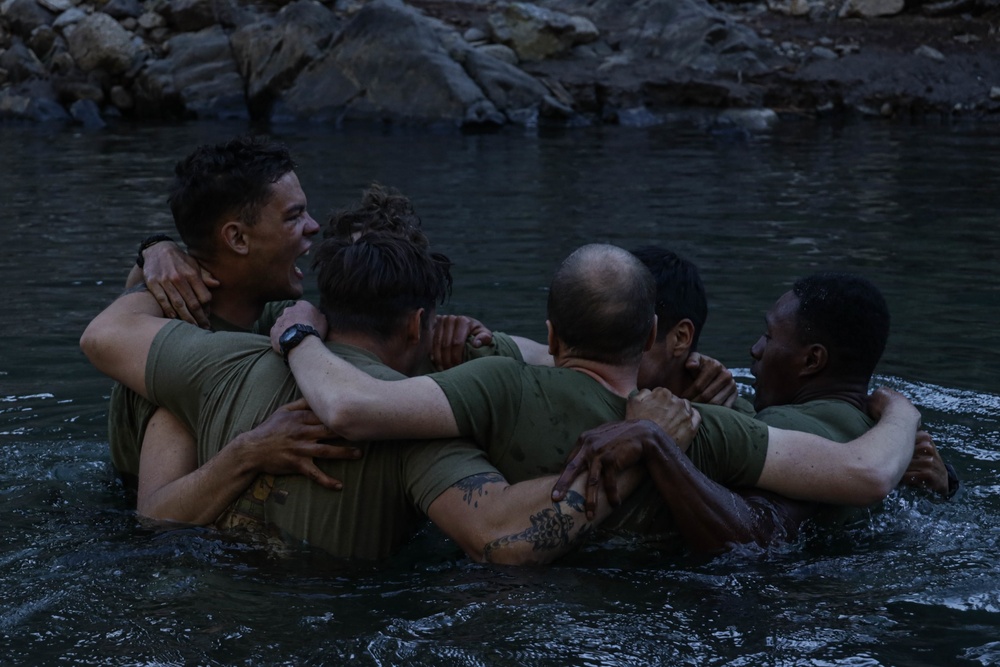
[428,355,769,533]
[754,399,873,442]
[107,301,293,482]
[145,320,497,560]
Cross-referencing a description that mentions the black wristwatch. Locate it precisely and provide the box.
[278,324,321,364]
[136,234,174,268]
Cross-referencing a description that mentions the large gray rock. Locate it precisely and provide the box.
[133,25,246,118]
[0,79,68,120]
[542,0,776,75]
[1,0,56,38]
[164,0,219,32]
[100,0,144,20]
[276,0,504,125]
[839,0,905,17]
[488,2,599,62]
[64,11,143,75]
[230,0,341,117]
[0,38,46,82]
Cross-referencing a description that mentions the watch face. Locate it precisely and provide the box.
[279,326,300,347]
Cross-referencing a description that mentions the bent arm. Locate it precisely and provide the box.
[756,390,920,506]
[286,335,460,440]
[138,402,357,525]
[80,289,171,398]
[638,424,815,552]
[427,468,642,565]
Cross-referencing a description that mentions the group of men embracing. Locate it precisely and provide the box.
[81,135,958,566]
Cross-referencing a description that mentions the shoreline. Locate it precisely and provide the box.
[2,0,998,129]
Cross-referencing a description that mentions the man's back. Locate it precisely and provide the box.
[145,321,494,559]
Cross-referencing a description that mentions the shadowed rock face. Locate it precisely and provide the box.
[1,0,998,126]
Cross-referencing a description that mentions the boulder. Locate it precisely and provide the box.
[230,0,340,117]
[133,25,246,118]
[64,11,142,75]
[488,2,599,62]
[1,0,56,38]
[0,79,69,120]
[838,0,905,17]
[276,0,504,125]
[100,0,144,20]
[69,96,105,127]
[542,0,776,75]
[0,38,47,82]
[164,0,223,32]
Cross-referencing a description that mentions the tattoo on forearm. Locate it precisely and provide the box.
[482,491,593,563]
[454,473,505,507]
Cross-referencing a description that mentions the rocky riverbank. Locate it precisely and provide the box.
[1,0,998,128]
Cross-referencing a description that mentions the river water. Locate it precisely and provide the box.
[1,118,998,665]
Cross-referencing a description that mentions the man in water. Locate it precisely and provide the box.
[269,243,921,528]
[85,232,660,563]
[558,273,954,552]
[108,135,328,493]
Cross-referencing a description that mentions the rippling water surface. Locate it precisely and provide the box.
[1,119,998,665]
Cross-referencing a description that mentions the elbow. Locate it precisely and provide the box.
[848,468,896,506]
[79,320,104,368]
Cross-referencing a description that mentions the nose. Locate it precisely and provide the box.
[304,213,320,237]
[750,336,764,360]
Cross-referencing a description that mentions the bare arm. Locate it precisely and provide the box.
[273,302,460,441]
[635,422,816,552]
[756,388,920,506]
[427,468,643,565]
[137,401,360,525]
[80,288,172,398]
[554,419,812,553]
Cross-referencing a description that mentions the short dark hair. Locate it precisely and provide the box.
[312,233,452,341]
[326,183,429,247]
[547,244,656,365]
[792,273,890,380]
[168,135,295,253]
[631,246,707,349]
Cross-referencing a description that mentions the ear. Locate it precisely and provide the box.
[220,220,249,256]
[800,343,828,378]
[546,320,560,357]
[643,315,658,353]
[666,319,694,358]
[405,308,425,347]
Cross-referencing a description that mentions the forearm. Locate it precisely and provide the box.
[139,435,258,525]
[287,336,459,440]
[125,264,144,290]
[433,469,642,565]
[642,431,805,552]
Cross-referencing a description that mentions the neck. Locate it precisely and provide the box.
[327,330,407,374]
[186,253,264,330]
[555,353,639,398]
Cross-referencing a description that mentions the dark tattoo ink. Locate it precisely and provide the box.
[483,496,595,563]
[453,473,505,507]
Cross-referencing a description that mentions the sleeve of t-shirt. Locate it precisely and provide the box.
[427,356,524,447]
[687,403,769,487]
[402,437,502,514]
[464,331,524,363]
[146,320,269,430]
